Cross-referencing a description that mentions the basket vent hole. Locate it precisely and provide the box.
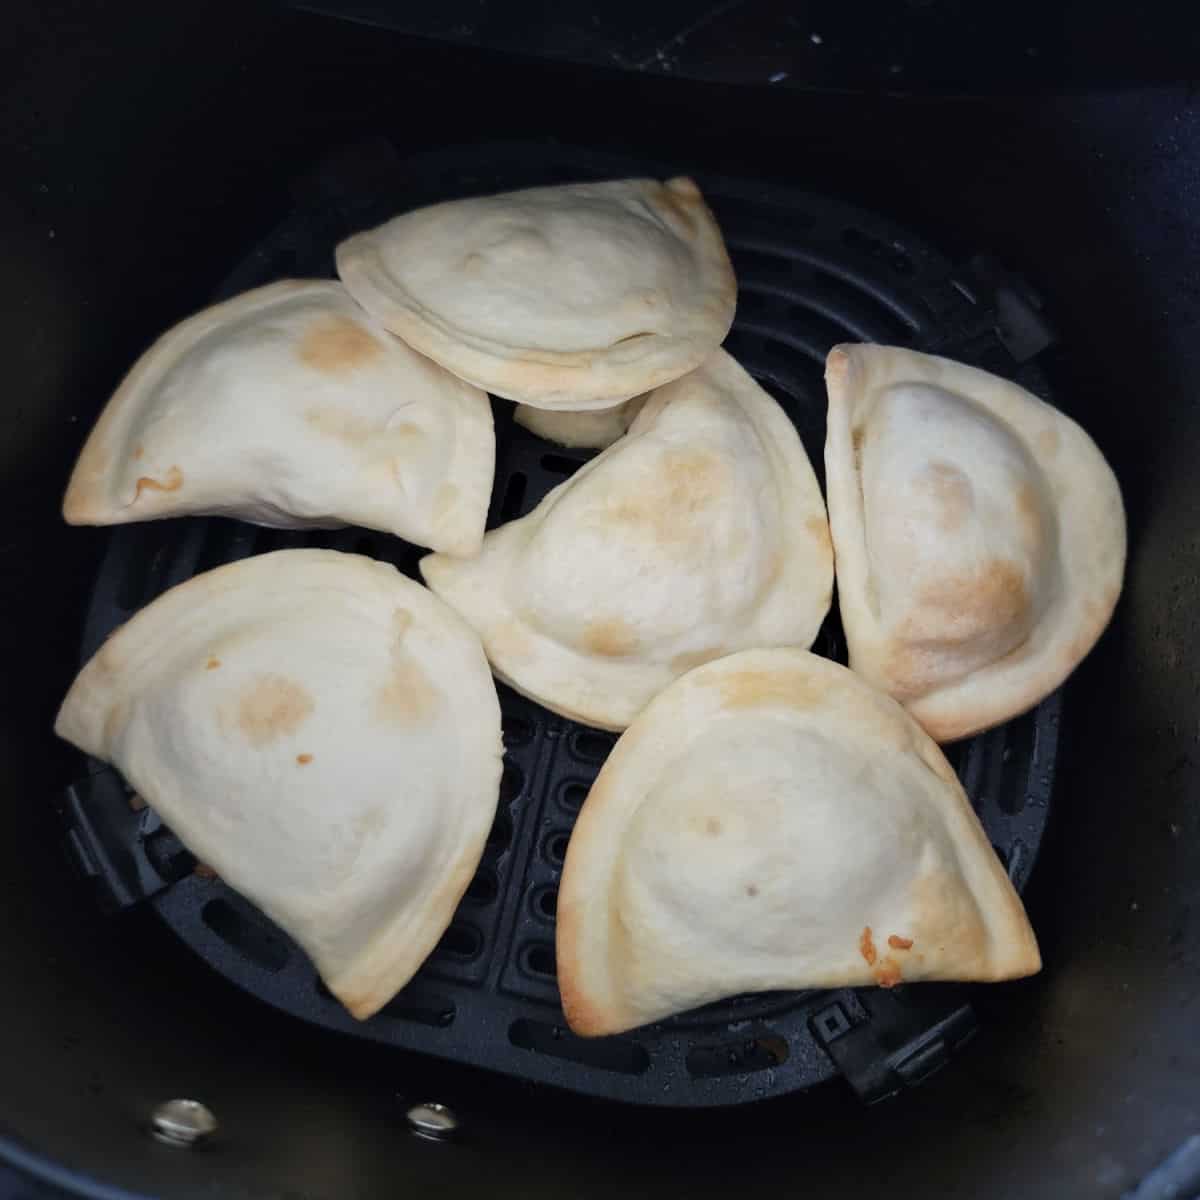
[1006,838,1027,883]
[545,831,570,867]
[947,741,971,779]
[522,942,556,978]
[540,453,585,477]
[379,990,457,1028]
[998,713,1037,814]
[570,729,616,764]
[201,898,289,972]
[486,811,513,854]
[534,887,558,921]
[500,763,524,804]
[509,1019,650,1075]
[686,1035,789,1078]
[315,978,457,1028]
[464,867,499,905]
[143,828,196,883]
[499,471,527,520]
[436,922,482,961]
[560,781,589,813]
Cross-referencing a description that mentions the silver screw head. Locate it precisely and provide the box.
[406,1102,459,1141]
[151,1099,218,1147]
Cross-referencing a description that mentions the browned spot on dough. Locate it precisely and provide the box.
[128,792,147,813]
[916,461,973,533]
[655,178,706,239]
[489,620,535,664]
[296,753,313,765]
[1037,426,1060,456]
[714,668,822,711]
[859,926,877,966]
[375,657,438,725]
[746,883,759,897]
[298,314,383,374]
[391,421,423,443]
[805,514,831,548]
[134,465,183,500]
[894,559,1031,688]
[604,448,729,548]
[132,444,144,461]
[667,176,701,199]
[851,425,866,474]
[305,407,378,445]
[236,675,314,747]
[193,862,218,880]
[888,935,913,951]
[1015,481,1045,546]
[582,616,638,658]
[206,657,221,670]
[908,870,989,968]
[875,958,903,987]
[705,817,722,835]
[1016,481,1041,516]
[883,642,946,704]
[671,648,722,674]
[941,559,1026,623]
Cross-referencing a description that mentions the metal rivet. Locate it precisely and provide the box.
[150,1099,218,1147]
[406,1102,459,1141]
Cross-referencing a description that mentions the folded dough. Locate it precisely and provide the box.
[825,344,1125,742]
[62,280,494,556]
[55,549,503,1019]
[336,177,736,410]
[514,396,645,450]
[557,648,1040,1037]
[421,350,833,731]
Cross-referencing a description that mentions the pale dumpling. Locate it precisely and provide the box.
[557,649,1040,1037]
[62,280,495,556]
[421,350,833,731]
[55,549,503,1019]
[825,344,1125,742]
[336,178,736,410]
[514,396,645,450]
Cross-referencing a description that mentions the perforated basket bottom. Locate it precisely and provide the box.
[72,142,1059,1107]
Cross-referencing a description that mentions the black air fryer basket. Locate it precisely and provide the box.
[58,140,1062,1109]
[4,3,1199,1198]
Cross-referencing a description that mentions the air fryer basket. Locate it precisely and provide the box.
[57,141,1061,1108]
[5,3,1198,1198]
